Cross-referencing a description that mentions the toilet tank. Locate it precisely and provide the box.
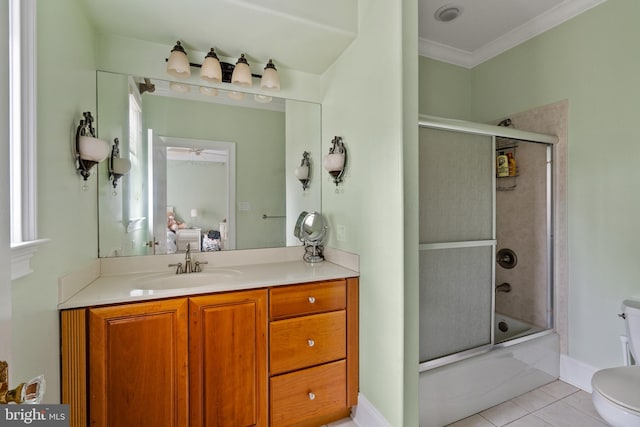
[622,299,640,363]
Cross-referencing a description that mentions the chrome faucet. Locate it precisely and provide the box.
[168,243,208,274]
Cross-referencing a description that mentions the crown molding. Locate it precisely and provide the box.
[419,0,608,69]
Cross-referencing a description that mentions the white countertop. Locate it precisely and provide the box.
[58,248,359,309]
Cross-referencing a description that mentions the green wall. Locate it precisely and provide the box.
[0,0,11,367]
[11,0,97,400]
[418,55,472,119]
[321,0,418,424]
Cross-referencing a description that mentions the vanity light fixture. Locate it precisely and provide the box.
[75,111,110,181]
[323,136,347,186]
[231,54,252,87]
[200,48,222,83]
[295,151,311,190]
[165,41,281,91]
[166,41,191,78]
[260,59,280,91]
[109,138,131,190]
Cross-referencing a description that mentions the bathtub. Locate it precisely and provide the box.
[419,315,559,427]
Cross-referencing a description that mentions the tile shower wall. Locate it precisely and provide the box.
[495,141,549,328]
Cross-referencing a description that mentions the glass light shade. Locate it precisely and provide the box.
[322,153,345,172]
[200,48,222,83]
[295,165,309,180]
[228,91,245,100]
[254,94,272,103]
[200,86,219,97]
[169,82,190,93]
[260,59,280,91]
[231,54,253,87]
[78,136,110,162]
[111,157,131,175]
[166,41,191,78]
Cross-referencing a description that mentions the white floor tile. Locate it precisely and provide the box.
[504,414,553,427]
[480,401,529,426]
[534,400,608,427]
[446,414,496,427]
[560,390,606,422]
[511,388,558,413]
[536,381,579,400]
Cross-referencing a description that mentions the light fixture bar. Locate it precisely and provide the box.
[164,58,263,82]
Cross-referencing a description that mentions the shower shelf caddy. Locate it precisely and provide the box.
[496,138,519,191]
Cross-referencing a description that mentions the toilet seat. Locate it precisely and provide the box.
[592,366,640,413]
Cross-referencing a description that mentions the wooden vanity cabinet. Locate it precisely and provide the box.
[61,278,358,427]
[61,289,268,427]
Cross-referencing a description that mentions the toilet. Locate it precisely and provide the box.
[592,299,640,427]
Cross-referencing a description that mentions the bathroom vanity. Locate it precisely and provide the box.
[59,253,358,427]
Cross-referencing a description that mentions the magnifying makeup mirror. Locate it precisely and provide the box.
[294,211,327,263]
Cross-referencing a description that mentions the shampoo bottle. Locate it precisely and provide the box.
[496,152,509,177]
[507,152,516,176]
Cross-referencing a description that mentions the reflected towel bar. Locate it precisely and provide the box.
[262,214,285,219]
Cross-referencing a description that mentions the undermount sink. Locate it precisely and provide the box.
[133,269,242,291]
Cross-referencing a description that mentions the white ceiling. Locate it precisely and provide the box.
[419,0,607,68]
[83,0,607,74]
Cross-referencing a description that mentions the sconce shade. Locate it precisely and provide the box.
[200,48,222,83]
[111,157,131,175]
[295,165,309,180]
[167,41,191,78]
[78,136,110,162]
[260,59,280,91]
[322,153,345,172]
[231,54,253,87]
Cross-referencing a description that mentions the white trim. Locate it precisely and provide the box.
[419,0,608,69]
[559,354,599,393]
[11,239,48,280]
[351,393,392,427]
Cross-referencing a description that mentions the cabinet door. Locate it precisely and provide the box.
[88,298,189,427]
[189,290,268,427]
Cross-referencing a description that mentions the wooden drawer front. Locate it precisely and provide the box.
[270,280,346,320]
[270,360,346,427]
[270,311,346,375]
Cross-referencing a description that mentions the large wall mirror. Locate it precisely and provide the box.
[97,71,321,257]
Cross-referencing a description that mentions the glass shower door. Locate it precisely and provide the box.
[419,127,496,366]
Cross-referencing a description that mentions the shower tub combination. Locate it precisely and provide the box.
[418,116,559,427]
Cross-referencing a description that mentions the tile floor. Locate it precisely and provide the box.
[322,380,608,427]
[446,380,608,427]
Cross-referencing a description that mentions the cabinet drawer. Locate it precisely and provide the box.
[270,311,346,375]
[270,280,346,320]
[270,360,346,427]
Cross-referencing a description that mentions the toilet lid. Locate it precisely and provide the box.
[592,366,640,412]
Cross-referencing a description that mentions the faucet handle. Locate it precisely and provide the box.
[168,262,183,274]
[194,261,208,273]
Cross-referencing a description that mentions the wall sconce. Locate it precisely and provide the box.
[109,138,131,190]
[295,151,311,190]
[75,111,110,181]
[165,41,280,91]
[323,136,347,186]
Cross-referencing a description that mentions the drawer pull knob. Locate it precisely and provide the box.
[308,296,316,304]
[308,392,316,401]
[308,339,315,347]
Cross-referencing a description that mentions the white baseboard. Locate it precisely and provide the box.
[352,393,392,427]
[559,354,598,393]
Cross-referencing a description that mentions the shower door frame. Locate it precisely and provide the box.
[418,114,558,371]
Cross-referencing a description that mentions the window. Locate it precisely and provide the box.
[9,0,46,280]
